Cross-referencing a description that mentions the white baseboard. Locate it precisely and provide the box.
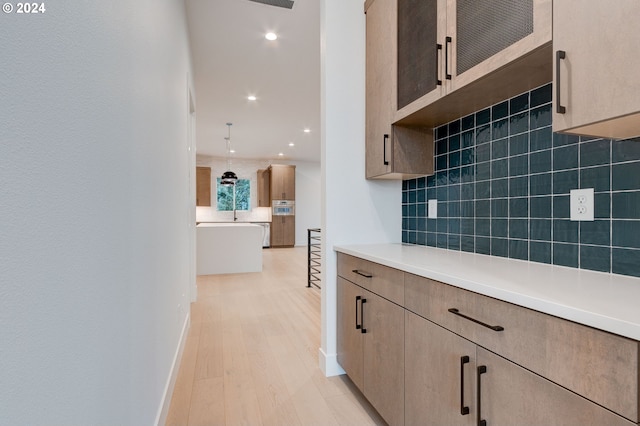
[318,347,345,377]
[155,312,190,426]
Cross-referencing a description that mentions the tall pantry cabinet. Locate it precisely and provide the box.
[258,164,296,248]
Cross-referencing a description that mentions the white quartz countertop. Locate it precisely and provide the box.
[334,243,640,341]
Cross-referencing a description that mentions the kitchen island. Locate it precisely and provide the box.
[196,223,262,275]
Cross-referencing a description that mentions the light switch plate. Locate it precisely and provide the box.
[428,199,438,218]
[570,188,594,221]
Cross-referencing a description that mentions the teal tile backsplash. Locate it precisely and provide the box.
[402,83,640,278]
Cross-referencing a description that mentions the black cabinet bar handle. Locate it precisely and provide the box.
[448,308,504,331]
[477,365,487,426]
[360,298,367,334]
[445,36,452,80]
[556,50,567,114]
[355,296,361,330]
[436,43,443,86]
[460,356,470,415]
[352,269,373,278]
[383,134,389,166]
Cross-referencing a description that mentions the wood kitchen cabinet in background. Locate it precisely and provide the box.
[196,166,211,206]
[553,0,640,139]
[269,164,295,200]
[270,215,294,248]
[256,168,270,207]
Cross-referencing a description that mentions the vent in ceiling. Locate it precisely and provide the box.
[248,0,294,9]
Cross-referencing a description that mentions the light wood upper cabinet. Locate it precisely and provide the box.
[365,0,433,180]
[395,0,552,127]
[553,0,640,139]
[196,166,211,207]
[257,169,270,207]
[269,164,295,200]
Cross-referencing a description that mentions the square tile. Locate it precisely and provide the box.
[509,176,529,197]
[448,201,461,217]
[461,235,475,252]
[509,133,529,156]
[530,196,551,218]
[580,220,611,246]
[509,219,529,239]
[509,154,529,177]
[448,184,461,201]
[460,184,475,201]
[509,239,529,261]
[594,193,611,219]
[417,218,427,232]
[530,105,551,129]
[461,165,476,183]
[461,148,475,166]
[417,189,426,203]
[460,201,475,218]
[449,134,461,151]
[553,170,579,195]
[509,112,529,135]
[476,181,491,199]
[475,199,491,217]
[553,219,579,243]
[612,162,640,191]
[491,238,509,257]
[436,171,449,186]
[492,178,509,198]
[460,218,474,235]
[408,190,416,203]
[530,219,552,242]
[476,108,491,126]
[436,138,448,155]
[612,248,640,277]
[530,149,552,174]
[581,139,610,167]
[437,217,448,233]
[491,198,509,217]
[530,127,552,151]
[449,151,461,168]
[475,218,491,236]
[553,195,569,219]
[461,130,475,148]
[492,101,509,121]
[492,219,508,238]
[510,92,530,114]
[449,168,461,184]
[530,173,552,196]
[417,176,426,188]
[435,125,448,140]
[580,245,611,273]
[491,158,509,179]
[476,237,491,255]
[492,118,509,139]
[437,233,448,248]
[449,218,461,234]
[476,142,491,163]
[462,114,475,131]
[492,138,509,160]
[436,154,448,171]
[448,119,461,136]
[436,186,448,201]
[530,241,551,264]
[580,166,610,193]
[553,243,579,268]
[553,144,579,171]
[476,124,491,144]
[530,83,552,108]
[612,191,640,219]
[417,203,426,218]
[612,139,640,163]
[476,161,492,181]
[426,232,437,247]
[416,231,427,245]
[509,197,528,218]
[448,234,461,250]
[426,174,436,187]
[612,220,640,248]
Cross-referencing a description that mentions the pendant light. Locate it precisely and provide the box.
[220,122,238,186]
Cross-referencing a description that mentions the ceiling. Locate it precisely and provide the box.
[185,0,321,163]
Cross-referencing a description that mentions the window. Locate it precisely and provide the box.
[216,178,250,211]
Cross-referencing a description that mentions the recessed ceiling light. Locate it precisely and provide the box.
[278,152,284,156]
[303,128,310,133]
[289,143,295,147]
[265,32,278,41]
[230,149,236,154]
[247,95,257,101]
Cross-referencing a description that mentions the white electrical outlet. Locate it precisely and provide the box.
[570,188,594,221]
[428,199,438,218]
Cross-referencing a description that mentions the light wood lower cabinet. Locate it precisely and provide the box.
[338,254,640,426]
[270,216,294,247]
[337,277,405,426]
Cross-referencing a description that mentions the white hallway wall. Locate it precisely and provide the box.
[0,1,194,425]
[197,156,321,246]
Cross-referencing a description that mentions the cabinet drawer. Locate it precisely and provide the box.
[405,273,640,422]
[337,253,404,305]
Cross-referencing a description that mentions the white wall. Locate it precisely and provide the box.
[319,0,402,376]
[196,156,321,246]
[0,1,193,425]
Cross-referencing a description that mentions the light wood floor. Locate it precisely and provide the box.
[166,247,386,426]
